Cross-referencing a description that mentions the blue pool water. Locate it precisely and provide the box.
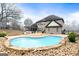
[10,36,63,48]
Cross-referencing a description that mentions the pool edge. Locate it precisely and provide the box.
[4,34,67,51]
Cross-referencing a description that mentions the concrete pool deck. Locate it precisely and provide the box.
[4,33,67,51]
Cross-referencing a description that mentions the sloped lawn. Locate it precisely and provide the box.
[0,29,23,36]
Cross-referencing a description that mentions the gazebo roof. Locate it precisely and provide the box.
[36,15,64,23]
[28,15,64,29]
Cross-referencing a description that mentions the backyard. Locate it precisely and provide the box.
[0,3,79,56]
[0,30,79,56]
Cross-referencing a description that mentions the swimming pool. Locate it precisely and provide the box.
[10,36,63,48]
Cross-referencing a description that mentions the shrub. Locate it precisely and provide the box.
[68,32,76,42]
[0,31,7,37]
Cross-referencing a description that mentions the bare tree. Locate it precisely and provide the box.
[24,18,33,27]
[0,3,22,29]
[11,20,20,30]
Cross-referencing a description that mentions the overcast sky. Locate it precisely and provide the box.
[16,3,79,24]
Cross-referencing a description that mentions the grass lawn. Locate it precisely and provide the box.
[0,29,23,36]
